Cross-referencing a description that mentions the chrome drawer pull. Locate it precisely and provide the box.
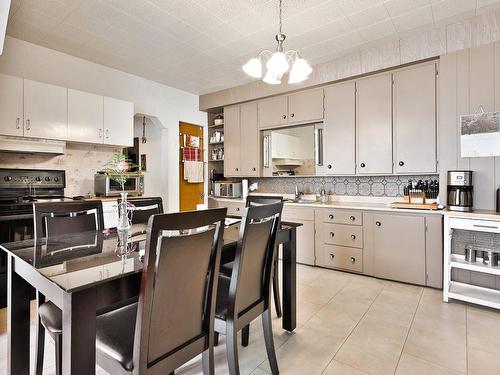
[329,232,334,237]
[350,256,356,263]
[351,234,356,240]
[329,253,334,259]
[350,215,355,221]
[329,214,334,219]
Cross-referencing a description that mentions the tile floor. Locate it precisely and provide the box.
[1,264,500,375]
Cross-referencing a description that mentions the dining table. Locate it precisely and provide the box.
[0,219,300,375]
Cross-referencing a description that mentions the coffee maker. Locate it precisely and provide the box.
[447,170,473,211]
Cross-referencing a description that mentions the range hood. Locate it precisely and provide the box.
[0,136,66,154]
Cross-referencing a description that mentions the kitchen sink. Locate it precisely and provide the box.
[285,199,318,204]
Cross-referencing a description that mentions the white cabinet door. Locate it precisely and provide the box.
[324,82,356,175]
[258,96,288,128]
[288,88,324,124]
[103,96,134,147]
[0,74,23,137]
[223,105,241,177]
[356,73,393,174]
[240,102,259,177]
[293,219,315,265]
[68,89,104,144]
[24,79,67,140]
[394,63,437,173]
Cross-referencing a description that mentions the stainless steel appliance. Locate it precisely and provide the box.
[213,181,242,198]
[94,173,144,197]
[0,168,67,307]
[447,170,473,212]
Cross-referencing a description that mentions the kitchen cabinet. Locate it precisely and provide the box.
[324,82,356,175]
[0,74,23,137]
[224,105,240,176]
[258,96,288,129]
[68,89,104,144]
[24,79,68,140]
[282,206,315,265]
[103,96,134,147]
[394,63,437,173]
[287,88,324,125]
[356,73,393,174]
[207,197,245,216]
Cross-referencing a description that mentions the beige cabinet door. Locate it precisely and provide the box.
[240,102,259,176]
[103,96,134,147]
[394,63,437,173]
[68,89,104,144]
[356,73,393,174]
[324,82,356,175]
[257,96,288,128]
[291,218,315,265]
[288,88,324,124]
[0,74,23,137]
[24,79,68,140]
[223,105,241,177]
[371,213,426,285]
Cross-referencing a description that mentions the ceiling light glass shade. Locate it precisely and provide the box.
[288,58,312,84]
[266,51,289,76]
[242,57,262,78]
[263,70,282,84]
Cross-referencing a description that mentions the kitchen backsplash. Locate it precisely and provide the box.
[0,143,121,197]
[249,175,439,197]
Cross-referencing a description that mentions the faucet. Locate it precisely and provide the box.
[294,185,302,201]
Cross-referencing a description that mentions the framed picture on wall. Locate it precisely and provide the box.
[140,154,147,171]
[460,111,500,157]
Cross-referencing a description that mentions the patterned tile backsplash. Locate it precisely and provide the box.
[0,143,121,197]
[249,175,439,197]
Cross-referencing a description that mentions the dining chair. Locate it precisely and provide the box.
[33,200,104,375]
[94,208,227,375]
[215,202,283,375]
[118,196,163,225]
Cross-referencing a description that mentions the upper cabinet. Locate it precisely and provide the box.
[393,63,437,174]
[0,74,23,137]
[68,89,104,144]
[356,73,393,174]
[324,82,356,175]
[103,97,134,147]
[223,105,241,176]
[258,96,288,128]
[24,79,68,140]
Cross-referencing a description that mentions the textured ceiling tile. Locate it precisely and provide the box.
[357,19,397,42]
[400,26,446,63]
[193,0,250,20]
[431,0,476,22]
[336,0,384,15]
[384,0,430,18]
[347,3,390,29]
[391,5,434,33]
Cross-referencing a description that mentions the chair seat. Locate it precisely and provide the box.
[38,301,62,335]
[96,302,137,373]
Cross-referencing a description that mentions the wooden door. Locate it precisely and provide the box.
[179,122,204,211]
[68,89,104,144]
[24,79,68,140]
[223,105,241,177]
[324,82,356,175]
[103,96,134,147]
[0,74,23,137]
[257,96,288,129]
[288,88,324,124]
[356,73,393,174]
[394,63,437,173]
[240,102,259,176]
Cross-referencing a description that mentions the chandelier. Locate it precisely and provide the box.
[242,0,312,84]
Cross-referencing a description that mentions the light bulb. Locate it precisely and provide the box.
[242,57,262,78]
[288,58,312,84]
[263,70,281,84]
[266,52,289,76]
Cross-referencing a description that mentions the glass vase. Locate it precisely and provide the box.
[116,191,132,256]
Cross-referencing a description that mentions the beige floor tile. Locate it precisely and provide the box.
[395,353,464,375]
[295,299,323,328]
[334,315,408,375]
[323,359,370,374]
[383,280,424,297]
[467,305,500,357]
[364,289,420,328]
[418,289,466,323]
[338,276,385,302]
[468,348,500,375]
[250,368,271,375]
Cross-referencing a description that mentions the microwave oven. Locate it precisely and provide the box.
[213,181,242,198]
[94,173,144,197]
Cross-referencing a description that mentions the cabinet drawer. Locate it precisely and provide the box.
[321,209,362,225]
[324,224,363,248]
[282,206,315,221]
[320,245,362,272]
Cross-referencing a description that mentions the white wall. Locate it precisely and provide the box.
[0,36,206,212]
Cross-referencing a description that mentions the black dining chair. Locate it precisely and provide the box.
[94,208,227,375]
[118,196,163,225]
[215,202,283,375]
[33,200,104,375]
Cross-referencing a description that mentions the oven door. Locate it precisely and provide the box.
[108,177,139,195]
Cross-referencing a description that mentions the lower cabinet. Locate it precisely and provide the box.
[208,197,245,217]
[282,206,315,266]
[320,245,363,273]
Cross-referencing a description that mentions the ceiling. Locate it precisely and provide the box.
[5,0,500,95]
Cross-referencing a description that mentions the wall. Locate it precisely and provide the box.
[0,36,206,212]
[439,41,500,210]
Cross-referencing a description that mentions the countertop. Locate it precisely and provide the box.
[443,209,500,221]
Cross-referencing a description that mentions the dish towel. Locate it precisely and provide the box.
[184,161,204,183]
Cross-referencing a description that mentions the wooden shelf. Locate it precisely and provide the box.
[449,281,500,309]
[450,255,500,276]
[208,141,224,145]
[209,123,224,128]
[208,159,224,162]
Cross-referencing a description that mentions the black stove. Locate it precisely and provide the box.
[0,168,66,307]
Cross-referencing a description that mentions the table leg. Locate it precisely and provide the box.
[62,287,97,375]
[282,227,296,332]
[7,255,31,375]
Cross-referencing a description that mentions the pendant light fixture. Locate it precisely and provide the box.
[242,0,312,84]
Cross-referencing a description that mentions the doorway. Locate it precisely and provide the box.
[179,122,205,211]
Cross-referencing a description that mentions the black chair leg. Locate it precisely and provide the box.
[273,260,282,318]
[262,309,279,375]
[241,324,250,347]
[54,334,63,375]
[226,323,240,375]
[35,291,46,375]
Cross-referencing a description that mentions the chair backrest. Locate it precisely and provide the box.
[118,197,163,225]
[33,200,104,239]
[134,208,227,374]
[229,203,283,318]
[245,195,284,207]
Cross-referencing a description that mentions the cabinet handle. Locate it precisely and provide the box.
[282,114,286,119]
[350,256,356,264]
[329,214,334,219]
[252,167,256,171]
[349,215,355,221]
[235,168,239,171]
[399,161,404,166]
[329,253,334,259]
[360,163,365,168]
[351,234,356,240]
[99,129,102,138]
[290,113,295,118]
[16,118,20,129]
[236,207,240,211]
[327,164,332,169]
[105,129,109,139]
[376,221,381,227]
[329,232,334,237]
[26,119,30,131]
